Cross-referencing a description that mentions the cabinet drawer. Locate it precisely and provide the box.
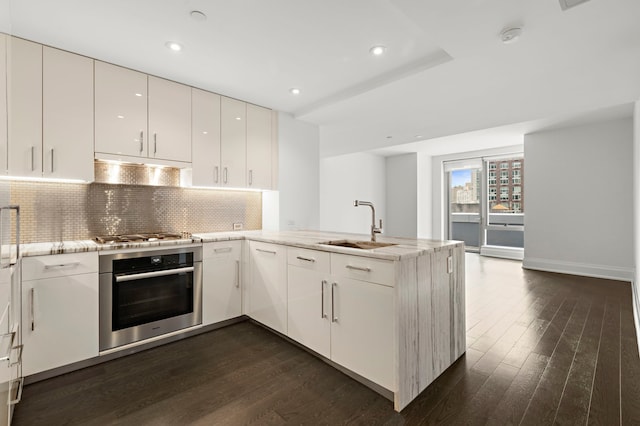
[331,254,395,287]
[23,252,99,281]
[287,247,330,273]
[203,240,242,259]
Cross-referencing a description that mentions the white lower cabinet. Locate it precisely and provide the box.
[287,248,331,358]
[202,241,242,325]
[286,247,395,390]
[21,253,98,376]
[247,241,287,334]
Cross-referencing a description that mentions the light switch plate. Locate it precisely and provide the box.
[233,223,243,231]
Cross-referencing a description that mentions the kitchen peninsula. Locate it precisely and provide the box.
[20,230,465,412]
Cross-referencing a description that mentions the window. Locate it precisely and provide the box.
[488,171,496,185]
[513,162,521,169]
[513,177,521,184]
[489,163,497,170]
[513,194,521,200]
[489,187,497,201]
[512,170,520,177]
[512,187,521,200]
[500,162,509,169]
[513,202,521,212]
[500,187,509,201]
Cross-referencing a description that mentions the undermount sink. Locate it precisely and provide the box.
[319,240,397,250]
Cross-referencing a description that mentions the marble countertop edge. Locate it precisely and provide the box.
[19,230,463,260]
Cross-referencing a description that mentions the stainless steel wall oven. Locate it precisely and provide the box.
[99,246,202,351]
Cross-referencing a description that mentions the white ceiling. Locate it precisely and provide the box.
[3,0,640,157]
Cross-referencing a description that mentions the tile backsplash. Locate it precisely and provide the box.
[11,181,262,243]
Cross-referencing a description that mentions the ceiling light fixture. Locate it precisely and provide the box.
[190,10,207,21]
[370,45,386,56]
[165,41,183,52]
[499,27,522,44]
[289,88,301,95]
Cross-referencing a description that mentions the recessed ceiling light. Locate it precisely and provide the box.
[190,10,207,21]
[235,117,242,121]
[203,131,208,135]
[134,93,143,97]
[415,135,422,138]
[370,45,386,56]
[386,136,392,139]
[289,88,301,95]
[499,27,522,44]
[165,41,183,52]
[117,115,124,119]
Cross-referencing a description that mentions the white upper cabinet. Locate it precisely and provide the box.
[246,104,272,189]
[0,34,7,174]
[191,88,221,186]
[8,38,42,177]
[94,61,148,158]
[148,76,191,163]
[220,97,246,187]
[42,47,94,181]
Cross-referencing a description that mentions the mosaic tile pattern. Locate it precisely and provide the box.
[10,182,262,243]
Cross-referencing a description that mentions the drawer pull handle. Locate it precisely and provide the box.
[296,256,315,263]
[8,377,24,405]
[346,265,371,272]
[214,247,233,253]
[214,166,219,183]
[44,261,80,269]
[256,248,276,255]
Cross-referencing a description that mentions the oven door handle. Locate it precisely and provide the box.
[115,266,195,282]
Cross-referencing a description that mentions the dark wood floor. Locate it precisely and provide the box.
[13,254,640,425]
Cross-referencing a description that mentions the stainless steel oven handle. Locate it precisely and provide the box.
[115,266,195,282]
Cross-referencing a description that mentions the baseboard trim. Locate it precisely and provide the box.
[522,257,634,282]
[480,245,524,261]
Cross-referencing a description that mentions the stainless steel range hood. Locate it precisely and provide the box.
[94,160,183,187]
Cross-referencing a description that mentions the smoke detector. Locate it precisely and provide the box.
[500,27,522,44]
[559,0,591,11]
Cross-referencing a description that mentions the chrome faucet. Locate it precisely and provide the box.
[354,200,382,242]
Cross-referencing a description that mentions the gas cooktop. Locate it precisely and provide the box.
[94,232,189,244]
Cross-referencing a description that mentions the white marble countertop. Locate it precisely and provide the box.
[19,230,462,260]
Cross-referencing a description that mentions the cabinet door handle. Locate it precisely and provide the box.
[296,256,315,263]
[223,167,228,184]
[255,248,276,255]
[248,169,253,186]
[321,280,327,319]
[235,260,240,288]
[331,283,338,323]
[213,247,232,253]
[9,344,23,367]
[8,377,24,406]
[140,131,144,153]
[50,148,54,173]
[345,265,371,272]
[153,133,157,154]
[30,146,35,171]
[30,288,35,331]
[214,166,219,183]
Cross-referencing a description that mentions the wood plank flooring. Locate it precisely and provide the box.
[13,254,640,425]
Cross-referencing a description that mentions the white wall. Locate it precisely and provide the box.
[276,112,320,231]
[319,152,386,235]
[385,154,417,238]
[524,117,634,281]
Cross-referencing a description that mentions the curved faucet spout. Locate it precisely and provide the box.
[353,200,382,242]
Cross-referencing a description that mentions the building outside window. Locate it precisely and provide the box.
[500,162,509,169]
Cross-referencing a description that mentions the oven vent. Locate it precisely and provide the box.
[559,0,592,11]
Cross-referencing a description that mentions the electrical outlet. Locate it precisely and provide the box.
[233,223,243,231]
